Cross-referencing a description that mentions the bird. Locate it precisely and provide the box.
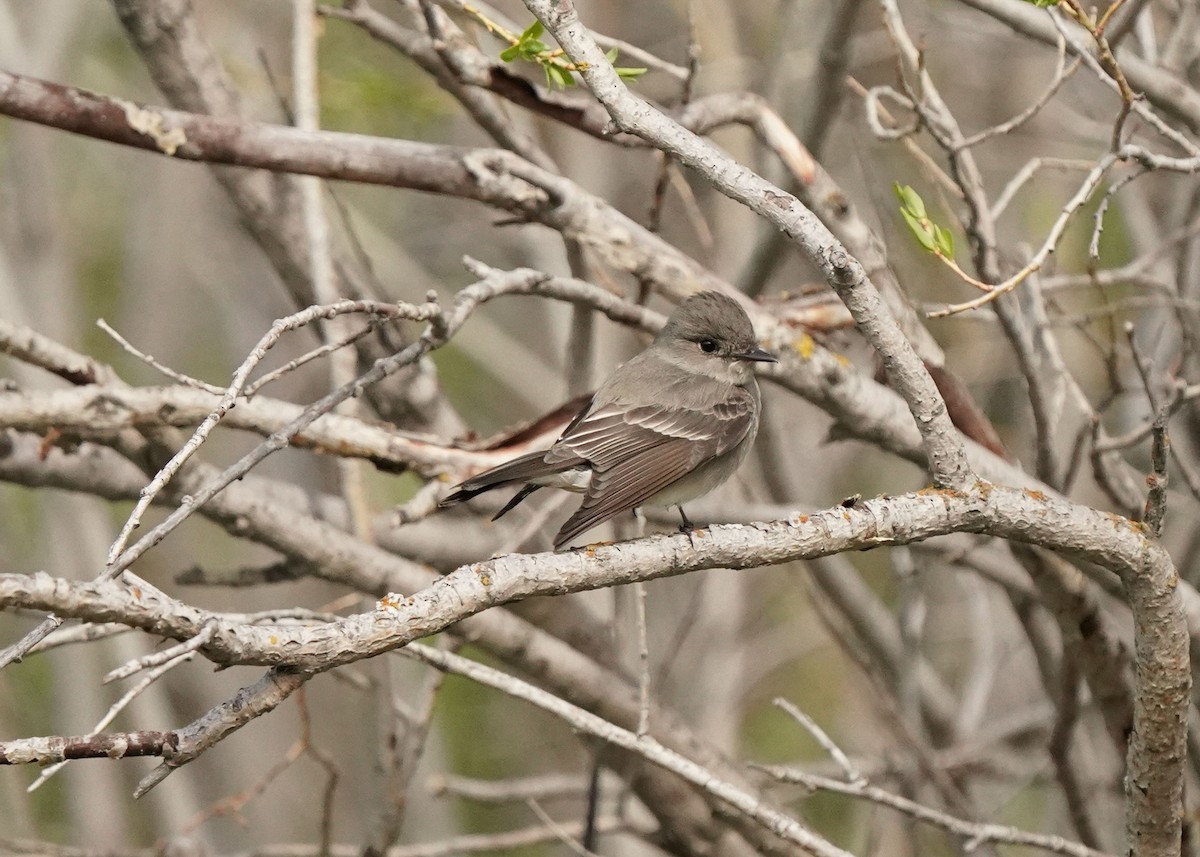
[439,291,777,549]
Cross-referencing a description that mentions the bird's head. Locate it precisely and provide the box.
[656,291,777,383]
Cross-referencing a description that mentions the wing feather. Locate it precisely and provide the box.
[440,447,586,506]
[551,390,757,547]
[554,443,698,548]
[445,382,759,548]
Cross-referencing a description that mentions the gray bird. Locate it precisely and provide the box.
[440,291,777,549]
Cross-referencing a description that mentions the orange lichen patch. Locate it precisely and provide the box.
[834,353,851,367]
[377,593,404,611]
[269,635,278,645]
[1116,517,1151,537]
[582,540,615,556]
[38,427,63,460]
[1023,489,1047,502]
[477,572,492,586]
[794,333,815,360]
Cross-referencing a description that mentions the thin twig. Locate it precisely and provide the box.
[954,35,1077,151]
[103,623,215,683]
[756,765,1113,857]
[635,580,650,737]
[773,697,864,784]
[97,319,226,394]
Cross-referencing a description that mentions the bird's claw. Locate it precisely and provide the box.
[677,521,704,548]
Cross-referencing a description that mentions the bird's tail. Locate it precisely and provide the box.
[438,449,558,508]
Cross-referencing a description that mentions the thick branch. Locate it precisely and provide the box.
[0,731,178,765]
[1,487,1185,839]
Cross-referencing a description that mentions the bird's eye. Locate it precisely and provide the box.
[699,339,718,353]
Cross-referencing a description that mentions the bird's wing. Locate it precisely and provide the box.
[551,392,756,547]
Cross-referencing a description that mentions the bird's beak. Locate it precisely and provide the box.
[734,345,778,363]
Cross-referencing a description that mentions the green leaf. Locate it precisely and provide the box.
[616,66,648,79]
[522,39,550,55]
[893,183,926,219]
[518,20,545,42]
[934,225,955,258]
[900,208,935,251]
[547,63,575,88]
[499,44,521,62]
[606,47,620,63]
[895,183,956,258]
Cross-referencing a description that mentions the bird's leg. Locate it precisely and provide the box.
[677,506,696,547]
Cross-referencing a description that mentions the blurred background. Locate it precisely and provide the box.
[0,0,1188,854]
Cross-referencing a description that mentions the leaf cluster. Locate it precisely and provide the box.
[500,20,646,89]
[894,183,955,258]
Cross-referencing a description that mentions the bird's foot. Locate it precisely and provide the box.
[676,506,701,548]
